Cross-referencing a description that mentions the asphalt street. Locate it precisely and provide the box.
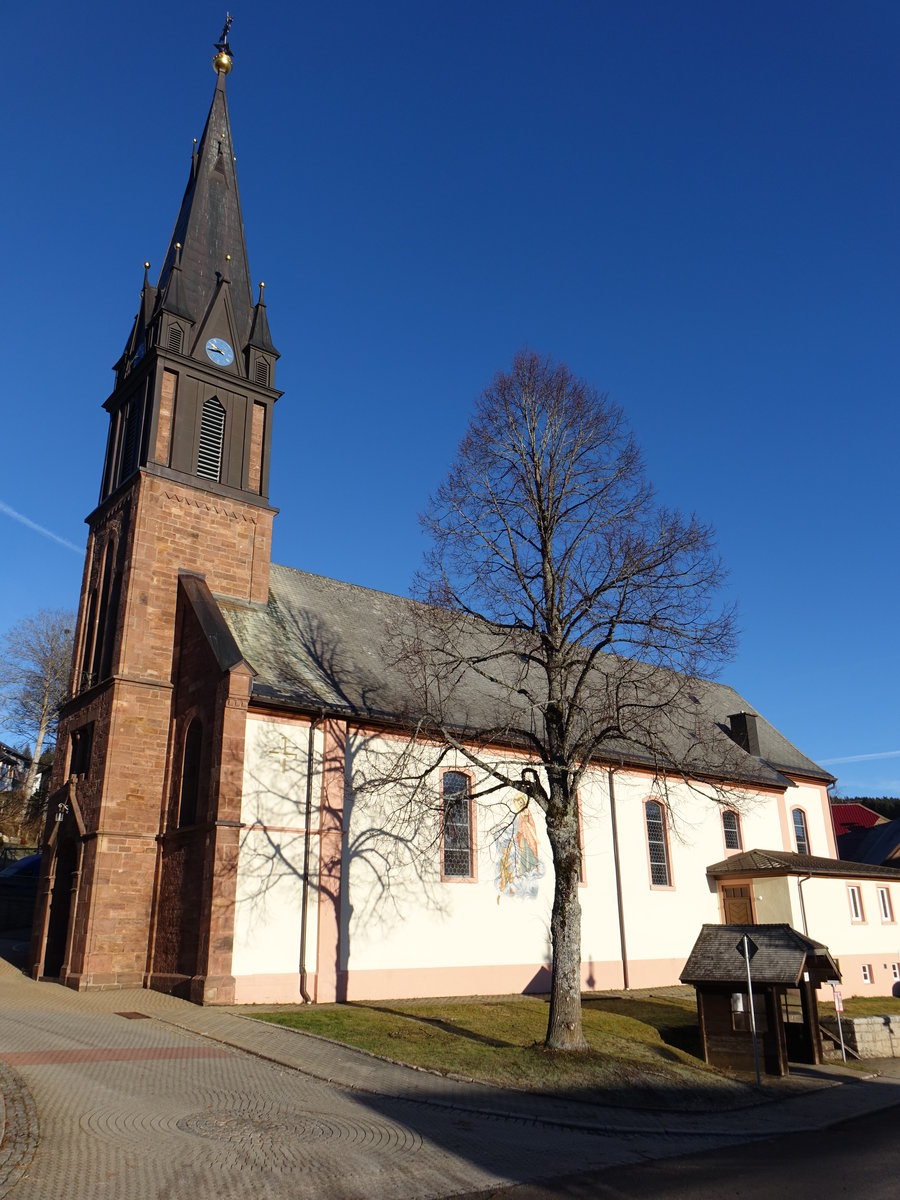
[453,1102,900,1199]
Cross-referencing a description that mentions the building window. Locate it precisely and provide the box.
[645,799,671,887]
[848,885,865,922]
[862,964,873,984]
[442,771,473,878]
[892,963,899,983]
[878,887,894,923]
[197,397,226,481]
[69,724,94,778]
[722,810,742,851]
[792,808,810,856]
[178,719,203,828]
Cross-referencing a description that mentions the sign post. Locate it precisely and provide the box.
[737,935,761,1086]
[828,979,846,1062]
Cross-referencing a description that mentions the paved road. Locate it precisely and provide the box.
[452,1101,900,1198]
[2,949,900,1199]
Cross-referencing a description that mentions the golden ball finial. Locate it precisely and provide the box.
[144,261,151,270]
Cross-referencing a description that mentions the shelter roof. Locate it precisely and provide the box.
[680,923,838,986]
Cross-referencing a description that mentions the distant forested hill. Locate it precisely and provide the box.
[833,796,900,821]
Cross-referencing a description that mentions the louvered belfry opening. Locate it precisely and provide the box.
[254,357,269,386]
[197,397,226,481]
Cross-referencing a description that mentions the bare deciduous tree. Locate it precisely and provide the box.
[0,609,74,808]
[390,350,736,1051]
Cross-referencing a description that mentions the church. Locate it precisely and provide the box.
[30,33,900,1006]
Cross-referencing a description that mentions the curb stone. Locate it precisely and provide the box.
[0,1059,39,1198]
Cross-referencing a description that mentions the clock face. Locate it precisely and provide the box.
[205,337,234,366]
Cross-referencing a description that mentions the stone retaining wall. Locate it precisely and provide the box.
[822,1015,900,1058]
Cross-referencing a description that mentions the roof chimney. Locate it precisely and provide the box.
[728,712,761,757]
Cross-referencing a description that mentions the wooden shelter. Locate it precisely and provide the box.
[681,923,839,1077]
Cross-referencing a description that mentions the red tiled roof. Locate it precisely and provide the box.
[831,803,885,837]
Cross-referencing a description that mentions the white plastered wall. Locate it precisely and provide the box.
[341,733,802,995]
[231,715,323,1000]
[800,875,900,997]
[227,714,898,1003]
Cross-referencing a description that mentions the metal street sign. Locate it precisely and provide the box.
[736,935,759,960]
[834,989,844,1013]
[737,935,761,1085]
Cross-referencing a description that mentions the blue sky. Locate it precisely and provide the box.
[1,2,897,795]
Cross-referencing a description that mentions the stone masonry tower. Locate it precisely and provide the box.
[30,25,280,997]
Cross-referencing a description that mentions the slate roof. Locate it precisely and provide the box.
[706,848,900,881]
[217,562,833,788]
[837,818,900,868]
[0,741,28,771]
[680,924,838,986]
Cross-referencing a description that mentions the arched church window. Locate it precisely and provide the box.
[645,799,672,887]
[90,541,116,684]
[792,807,810,856]
[722,809,742,851]
[179,719,203,827]
[197,397,226,481]
[441,770,473,878]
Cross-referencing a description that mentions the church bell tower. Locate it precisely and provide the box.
[30,25,280,998]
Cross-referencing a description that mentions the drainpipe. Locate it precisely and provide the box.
[797,874,811,936]
[607,768,630,990]
[299,712,325,1003]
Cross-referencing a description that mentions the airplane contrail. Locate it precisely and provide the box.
[819,750,900,766]
[0,500,82,555]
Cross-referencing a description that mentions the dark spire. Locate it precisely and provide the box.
[155,24,254,347]
[138,261,157,332]
[118,261,156,368]
[247,282,279,356]
[157,242,194,321]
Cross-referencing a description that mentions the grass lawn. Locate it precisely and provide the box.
[818,994,900,1018]
[250,988,749,1108]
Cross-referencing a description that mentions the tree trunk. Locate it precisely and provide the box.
[20,708,49,808]
[545,806,588,1051]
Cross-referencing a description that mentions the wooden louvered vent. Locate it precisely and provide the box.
[167,324,183,353]
[254,357,269,386]
[122,401,141,478]
[197,397,225,481]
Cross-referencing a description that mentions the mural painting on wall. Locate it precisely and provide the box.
[495,794,545,901]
